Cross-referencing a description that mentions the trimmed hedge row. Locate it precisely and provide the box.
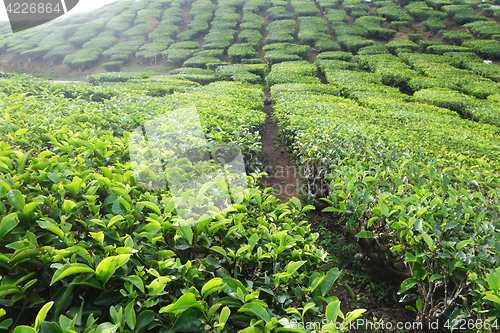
[177,0,215,41]
[298,16,340,51]
[414,88,500,126]
[267,61,320,85]
[291,0,320,16]
[238,29,263,44]
[267,6,295,19]
[377,4,412,21]
[324,9,349,25]
[406,1,442,20]
[263,43,309,64]
[337,35,376,53]
[266,19,296,44]
[355,16,397,40]
[400,52,500,98]
[216,64,264,83]
[356,53,417,87]
[103,38,145,62]
[63,48,102,72]
[462,20,500,39]
[463,40,500,59]
[228,43,258,62]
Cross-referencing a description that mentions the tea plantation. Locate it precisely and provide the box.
[0,0,500,331]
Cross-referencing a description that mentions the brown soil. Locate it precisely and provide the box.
[258,102,301,203]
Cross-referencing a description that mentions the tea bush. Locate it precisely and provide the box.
[317,39,341,52]
[228,44,258,62]
[271,81,500,329]
[216,65,262,83]
[462,20,500,38]
[136,43,169,63]
[377,4,412,21]
[86,72,159,85]
[122,24,151,38]
[267,6,295,20]
[263,43,309,64]
[443,51,482,67]
[183,56,229,70]
[102,61,124,72]
[63,48,103,72]
[318,0,338,8]
[161,48,199,64]
[465,62,500,82]
[355,16,397,40]
[332,24,368,37]
[422,15,447,32]
[463,40,500,59]
[414,88,500,125]
[106,13,134,32]
[243,0,266,12]
[441,30,472,45]
[316,51,353,61]
[43,45,72,65]
[103,39,145,62]
[419,39,444,51]
[267,61,320,85]
[291,0,320,16]
[82,32,118,51]
[241,12,265,30]
[0,78,368,332]
[324,9,349,24]
[386,40,419,54]
[266,20,296,44]
[238,29,263,44]
[406,2,437,20]
[298,17,330,45]
[315,59,359,71]
[343,0,370,15]
[356,44,388,55]
[337,35,376,53]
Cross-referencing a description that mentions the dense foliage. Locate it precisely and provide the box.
[1,0,500,331]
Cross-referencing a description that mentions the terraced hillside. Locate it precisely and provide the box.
[1,0,500,332]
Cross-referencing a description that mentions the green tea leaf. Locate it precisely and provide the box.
[12,326,36,333]
[159,293,197,313]
[137,201,161,215]
[95,254,131,285]
[136,310,155,331]
[0,213,19,242]
[50,263,94,286]
[35,301,54,331]
[7,190,25,212]
[285,261,306,275]
[201,278,225,299]
[356,231,373,238]
[125,302,136,330]
[0,318,13,330]
[239,301,270,323]
[325,299,340,323]
[321,268,341,297]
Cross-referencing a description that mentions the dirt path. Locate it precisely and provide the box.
[49,80,86,84]
[259,100,302,203]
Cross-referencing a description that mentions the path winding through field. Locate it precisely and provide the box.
[258,94,302,203]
